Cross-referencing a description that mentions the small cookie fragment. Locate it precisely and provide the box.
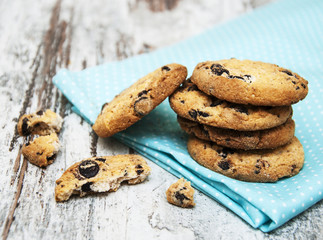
[22,133,60,167]
[55,154,151,202]
[17,109,63,136]
[166,178,195,208]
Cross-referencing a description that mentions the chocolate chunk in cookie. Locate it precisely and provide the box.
[166,178,195,208]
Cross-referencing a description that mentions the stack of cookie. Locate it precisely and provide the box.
[169,59,308,182]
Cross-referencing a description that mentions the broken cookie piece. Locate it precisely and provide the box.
[166,178,195,208]
[55,154,151,202]
[22,133,60,167]
[17,109,63,136]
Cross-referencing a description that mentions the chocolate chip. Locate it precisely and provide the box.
[254,170,260,174]
[46,154,56,161]
[296,86,300,90]
[210,64,230,76]
[36,110,44,115]
[301,83,306,89]
[282,69,293,76]
[175,191,190,204]
[291,164,297,172]
[81,182,93,192]
[292,81,296,84]
[180,100,185,104]
[36,152,43,156]
[218,160,230,170]
[161,66,171,71]
[138,90,148,98]
[233,106,249,115]
[124,170,128,176]
[229,75,244,80]
[256,159,270,170]
[136,164,143,169]
[95,158,106,162]
[136,169,144,175]
[21,117,30,135]
[216,148,234,158]
[188,110,197,120]
[79,160,99,178]
[197,111,210,117]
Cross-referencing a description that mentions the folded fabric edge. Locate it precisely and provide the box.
[114,135,281,231]
[114,130,323,231]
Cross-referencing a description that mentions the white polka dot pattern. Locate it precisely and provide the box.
[53,0,323,233]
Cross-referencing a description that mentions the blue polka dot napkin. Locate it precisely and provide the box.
[53,0,323,232]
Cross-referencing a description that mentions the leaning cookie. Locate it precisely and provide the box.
[169,80,292,131]
[191,59,308,106]
[178,116,295,150]
[17,109,63,136]
[187,136,304,182]
[92,64,187,137]
[166,178,195,208]
[22,133,60,167]
[55,154,151,202]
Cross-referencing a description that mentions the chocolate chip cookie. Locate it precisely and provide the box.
[17,109,63,136]
[166,178,195,208]
[191,59,308,106]
[169,80,292,131]
[93,63,187,137]
[22,133,60,167]
[178,116,295,150]
[55,154,151,202]
[187,136,304,182]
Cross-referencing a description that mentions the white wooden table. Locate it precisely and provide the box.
[1,0,322,239]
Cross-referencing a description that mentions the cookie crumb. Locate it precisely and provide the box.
[166,178,195,208]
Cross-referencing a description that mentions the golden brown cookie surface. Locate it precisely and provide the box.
[187,136,304,182]
[93,63,187,137]
[169,80,292,131]
[55,154,151,202]
[191,59,308,106]
[17,109,63,136]
[166,178,195,208]
[22,133,60,167]
[178,116,295,150]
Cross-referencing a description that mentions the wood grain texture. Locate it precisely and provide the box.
[0,0,322,239]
